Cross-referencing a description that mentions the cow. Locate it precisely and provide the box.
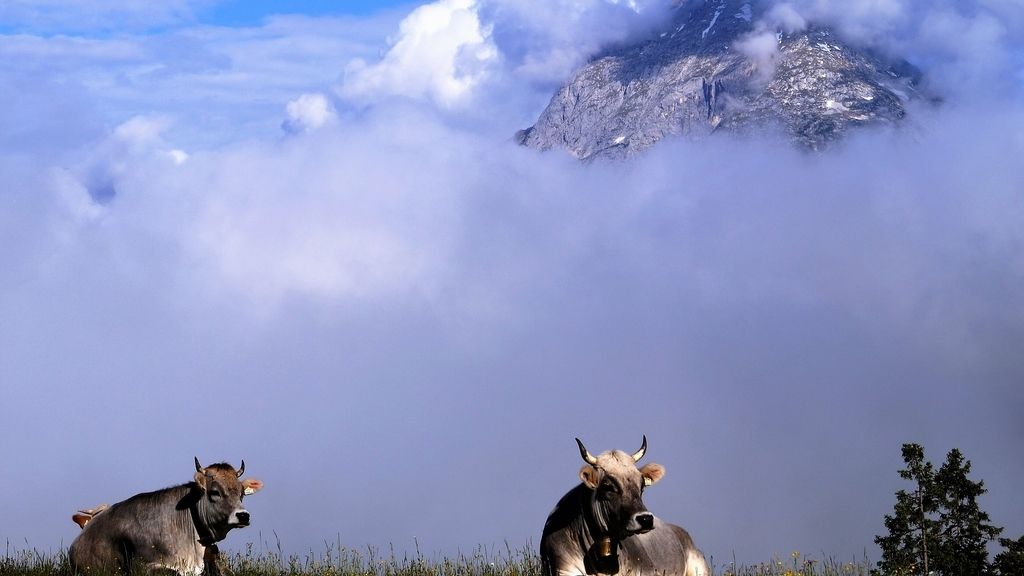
[540,436,709,576]
[69,458,263,575]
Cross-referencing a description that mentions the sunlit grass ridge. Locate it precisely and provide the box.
[2,543,872,576]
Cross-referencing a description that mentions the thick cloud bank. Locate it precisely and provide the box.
[1,0,1023,568]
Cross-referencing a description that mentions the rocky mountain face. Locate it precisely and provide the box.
[516,0,921,159]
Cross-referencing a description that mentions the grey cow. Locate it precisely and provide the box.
[69,458,263,575]
[540,437,708,576]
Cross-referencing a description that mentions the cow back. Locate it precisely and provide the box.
[69,485,204,575]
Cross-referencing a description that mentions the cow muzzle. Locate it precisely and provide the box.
[626,512,655,534]
[230,510,251,527]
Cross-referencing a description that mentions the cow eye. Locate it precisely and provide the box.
[208,488,222,500]
[598,481,620,499]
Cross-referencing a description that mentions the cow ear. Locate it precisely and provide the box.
[72,504,108,529]
[242,478,264,496]
[640,463,665,487]
[579,465,599,489]
[194,470,208,492]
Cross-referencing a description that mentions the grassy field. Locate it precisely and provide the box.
[1,542,873,576]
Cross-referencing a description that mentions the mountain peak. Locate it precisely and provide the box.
[517,0,923,159]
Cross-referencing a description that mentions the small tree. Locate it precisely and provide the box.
[875,444,1003,576]
[874,443,941,576]
[931,448,1002,575]
[992,535,1024,576]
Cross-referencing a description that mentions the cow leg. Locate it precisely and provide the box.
[684,550,710,576]
[551,558,589,576]
[69,537,123,575]
[142,564,184,576]
[203,545,230,576]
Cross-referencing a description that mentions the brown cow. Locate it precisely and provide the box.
[69,458,263,575]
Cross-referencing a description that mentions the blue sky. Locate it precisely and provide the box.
[1,0,1023,569]
[0,1,417,33]
[204,1,417,25]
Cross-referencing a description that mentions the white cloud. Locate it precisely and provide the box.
[113,115,174,150]
[163,107,477,306]
[334,0,674,107]
[282,92,338,134]
[735,3,809,83]
[735,30,781,81]
[744,0,1021,100]
[168,149,189,164]
[0,12,405,150]
[917,8,1008,89]
[765,3,807,33]
[338,0,499,108]
[479,0,673,85]
[51,167,106,225]
[59,115,187,204]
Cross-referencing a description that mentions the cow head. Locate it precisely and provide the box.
[575,436,665,541]
[192,458,263,542]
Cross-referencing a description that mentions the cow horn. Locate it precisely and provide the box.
[575,438,598,466]
[631,435,648,462]
[237,460,245,477]
[194,457,203,472]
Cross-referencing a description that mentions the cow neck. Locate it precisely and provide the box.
[579,479,619,557]
[577,486,620,575]
[185,486,220,547]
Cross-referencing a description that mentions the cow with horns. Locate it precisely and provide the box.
[69,458,263,575]
[540,436,708,576]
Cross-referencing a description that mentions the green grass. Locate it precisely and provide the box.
[1,546,67,576]
[2,541,873,576]
[222,540,543,576]
[707,551,873,576]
